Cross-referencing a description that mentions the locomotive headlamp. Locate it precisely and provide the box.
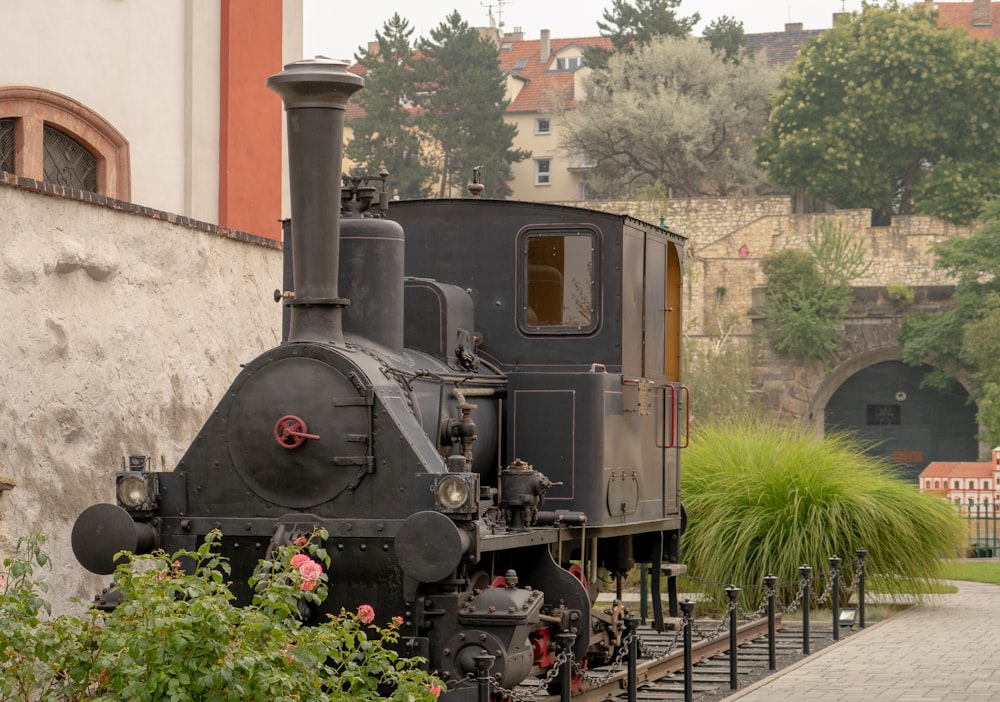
[115,472,159,512]
[437,475,470,510]
[431,472,479,515]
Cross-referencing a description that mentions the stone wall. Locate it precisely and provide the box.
[0,179,281,611]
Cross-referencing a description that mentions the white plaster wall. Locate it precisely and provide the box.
[2,0,200,217]
[0,185,281,612]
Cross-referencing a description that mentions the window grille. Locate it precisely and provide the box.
[43,124,97,192]
[0,118,14,174]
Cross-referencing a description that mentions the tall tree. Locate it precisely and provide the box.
[586,0,700,69]
[413,12,527,198]
[346,14,432,198]
[756,2,1000,224]
[561,36,776,198]
[701,15,747,64]
[900,200,1000,444]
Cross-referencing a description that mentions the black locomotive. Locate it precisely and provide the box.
[71,58,687,699]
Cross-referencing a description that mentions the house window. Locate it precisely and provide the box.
[969,480,976,489]
[866,404,900,425]
[0,87,130,199]
[534,158,551,186]
[535,118,551,135]
[43,125,97,192]
[0,118,14,174]
[954,480,961,489]
[556,56,581,71]
[986,480,992,489]
[935,479,940,489]
[519,227,599,334]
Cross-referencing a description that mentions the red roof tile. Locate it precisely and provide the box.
[497,36,613,113]
[920,461,994,479]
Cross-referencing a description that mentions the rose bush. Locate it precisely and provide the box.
[0,531,443,701]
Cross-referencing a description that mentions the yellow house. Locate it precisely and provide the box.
[498,29,612,202]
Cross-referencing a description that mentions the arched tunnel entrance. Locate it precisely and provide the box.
[823,360,978,482]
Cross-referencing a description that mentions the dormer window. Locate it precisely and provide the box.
[535,118,550,135]
[556,56,581,71]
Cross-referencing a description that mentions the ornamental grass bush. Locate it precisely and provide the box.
[681,419,966,610]
[0,531,442,701]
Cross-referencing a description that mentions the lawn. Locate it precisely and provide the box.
[940,559,1000,586]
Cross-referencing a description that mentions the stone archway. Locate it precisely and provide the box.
[810,349,978,480]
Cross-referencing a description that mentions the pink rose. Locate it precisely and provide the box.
[357,603,375,624]
[298,559,323,591]
[290,554,310,569]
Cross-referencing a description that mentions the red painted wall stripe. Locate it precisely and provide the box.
[220,0,283,241]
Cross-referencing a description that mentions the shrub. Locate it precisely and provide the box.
[680,419,966,608]
[0,532,442,701]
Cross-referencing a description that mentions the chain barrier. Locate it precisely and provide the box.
[813,563,839,607]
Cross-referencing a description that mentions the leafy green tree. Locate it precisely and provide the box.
[759,218,871,366]
[756,1,1000,224]
[586,0,700,69]
[561,36,776,197]
[413,12,527,198]
[701,15,747,64]
[347,14,432,199]
[900,200,1000,444]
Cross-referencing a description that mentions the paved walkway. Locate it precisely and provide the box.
[728,580,1000,701]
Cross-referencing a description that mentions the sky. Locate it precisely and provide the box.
[303,0,866,62]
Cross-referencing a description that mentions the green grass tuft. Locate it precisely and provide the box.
[680,419,966,608]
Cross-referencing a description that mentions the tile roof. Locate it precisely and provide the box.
[920,461,994,479]
[497,35,613,113]
[743,29,824,66]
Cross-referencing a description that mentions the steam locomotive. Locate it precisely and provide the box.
[71,58,687,699]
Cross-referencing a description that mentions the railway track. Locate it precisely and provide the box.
[509,618,853,702]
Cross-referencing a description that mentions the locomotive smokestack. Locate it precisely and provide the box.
[266,59,364,343]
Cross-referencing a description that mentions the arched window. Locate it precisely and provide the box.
[0,87,129,199]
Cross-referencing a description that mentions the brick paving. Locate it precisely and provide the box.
[727,581,1000,701]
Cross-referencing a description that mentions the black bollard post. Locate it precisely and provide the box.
[557,631,576,702]
[681,599,695,702]
[725,585,740,690]
[830,556,841,641]
[473,651,495,702]
[640,563,648,625]
[764,575,777,670]
[857,548,867,629]
[799,565,812,655]
[626,616,639,702]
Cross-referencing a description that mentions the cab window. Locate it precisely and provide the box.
[520,229,598,333]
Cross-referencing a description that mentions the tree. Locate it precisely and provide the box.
[561,36,776,198]
[900,200,1000,444]
[586,0,700,69]
[413,12,528,198]
[701,15,747,64]
[756,2,1000,224]
[346,15,432,199]
[759,218,871,366]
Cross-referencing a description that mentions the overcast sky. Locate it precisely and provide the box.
[303,0,866,62]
